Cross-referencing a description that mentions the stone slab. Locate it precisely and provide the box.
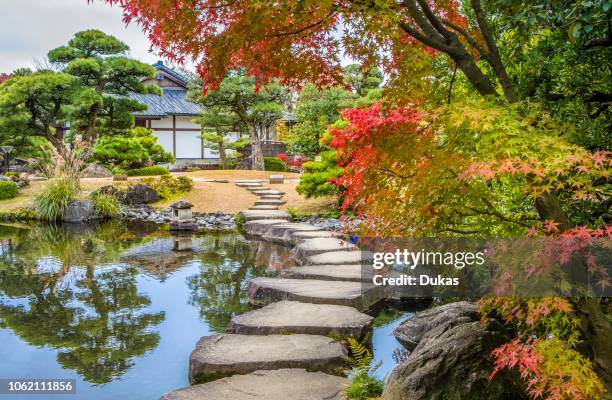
[261,195,283,200]
[254,199,286,206]
[247,187,272,192]
[243,219,286,236]
[293,238,356,260]
[269,174,284,184]
[255,190,285,196]
[249,205,279,210]
[240,210,290,222]
[248,277,381,311]
[160,369,347,400]
[235,179,265,183]
[282,264,370,282]
[188,334,347,384]
[236,182,263,187]
[305,250,373,266]
[228,300,373,339]
[290,231,342,244]
[262,223,321,243]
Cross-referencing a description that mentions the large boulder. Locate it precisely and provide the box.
[62,200,100,223]
[123,183,159,205]
[81,163,113,178]
[393,301,478,350]
[384,302,523,400]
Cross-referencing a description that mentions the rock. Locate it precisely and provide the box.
[263,223,321,243]
[282,264,370,282]
[188,334,347,384]
[293,238,356,260]
[236,182,263,187]
[123,183,159,205]
[254,199,286,206]
[247,277,382,311]
[260,195,283,200]
[393,301,478,350]
[239,210,290,222]
[254,190,285,196]
[160,369,347,400]
[62,200,99,222]
[305,250,372,266]
[243,219,286,235]
[249,205,279,210]
[234,179,265,183]
[81,163,113,178]
[384,302,521,400]
[228,300,373,339]
[113,174,128,181]
[0,175,11,181]
[269,174,284,184]
[290,230,341,244]
[247,187,271,192]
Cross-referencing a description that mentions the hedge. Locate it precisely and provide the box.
[0,181,19,200]
[126,166,170,177]
[264,157,286,172]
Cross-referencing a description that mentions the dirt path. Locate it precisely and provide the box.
[0,170,336,214]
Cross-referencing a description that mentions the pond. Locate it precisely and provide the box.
[0,221,412,399]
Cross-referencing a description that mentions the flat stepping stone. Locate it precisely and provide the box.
[228,300,373,339]
[248,277,382,311]
[243,219,285,235]
[247,187,272,192]
[188,334,347,384]
[236,182,263,187]
[293,238,356,260]
[262,223,322,243]
[261,195,283,200]
[282,264,370,282]
[290,231,342,244]
[235,179,265,183]
[249,205,279,210]
[161,369,347,400]
[305,250,373,265]
[255,199,286,206]
[240,210,290,222]
[255,190,285,196]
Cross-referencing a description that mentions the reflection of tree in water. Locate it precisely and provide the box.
[187,234,294,332]
[0,222,164,384]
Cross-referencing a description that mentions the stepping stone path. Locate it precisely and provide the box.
[228,301,373,339]
[248,277,381,311]
[167,178,385,399]
[255,199,286,206]
[161,369,347,400]
[188,334,347,384]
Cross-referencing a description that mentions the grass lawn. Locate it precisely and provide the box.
[0,170,337,215]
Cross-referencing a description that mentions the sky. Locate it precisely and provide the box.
[0,0,161,72]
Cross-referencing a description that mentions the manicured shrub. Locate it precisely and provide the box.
[34,177,79,220]
[296,150,342,198]
[91,192,120,218]
[264,157,286,171]
[126,166,170,176]
[0,181,18,200]
[139,175,193,199]
[92,135,150,169]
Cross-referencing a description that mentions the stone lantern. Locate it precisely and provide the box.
[169,200,197,231]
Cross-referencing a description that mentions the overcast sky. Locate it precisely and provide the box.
[0,0,161,72]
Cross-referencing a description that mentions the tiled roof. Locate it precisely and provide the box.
[131,87,202,117]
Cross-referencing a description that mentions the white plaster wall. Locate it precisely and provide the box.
[150,118,173,129]
[175,116,201,130]
[175,131,202,159]
[153,131,174,154]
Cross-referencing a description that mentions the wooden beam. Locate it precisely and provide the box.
[172,115,176,157]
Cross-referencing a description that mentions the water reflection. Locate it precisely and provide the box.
[0,222,293,388]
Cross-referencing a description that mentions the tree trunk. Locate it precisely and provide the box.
[218,140,227,169]
[250,128,264,171]
[574,298,612,393]
[450,52,499,98]
[534,190,611,391]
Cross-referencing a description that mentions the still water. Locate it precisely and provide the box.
[0,222,411,399]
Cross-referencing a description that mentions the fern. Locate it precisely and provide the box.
[347,337,373,370]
